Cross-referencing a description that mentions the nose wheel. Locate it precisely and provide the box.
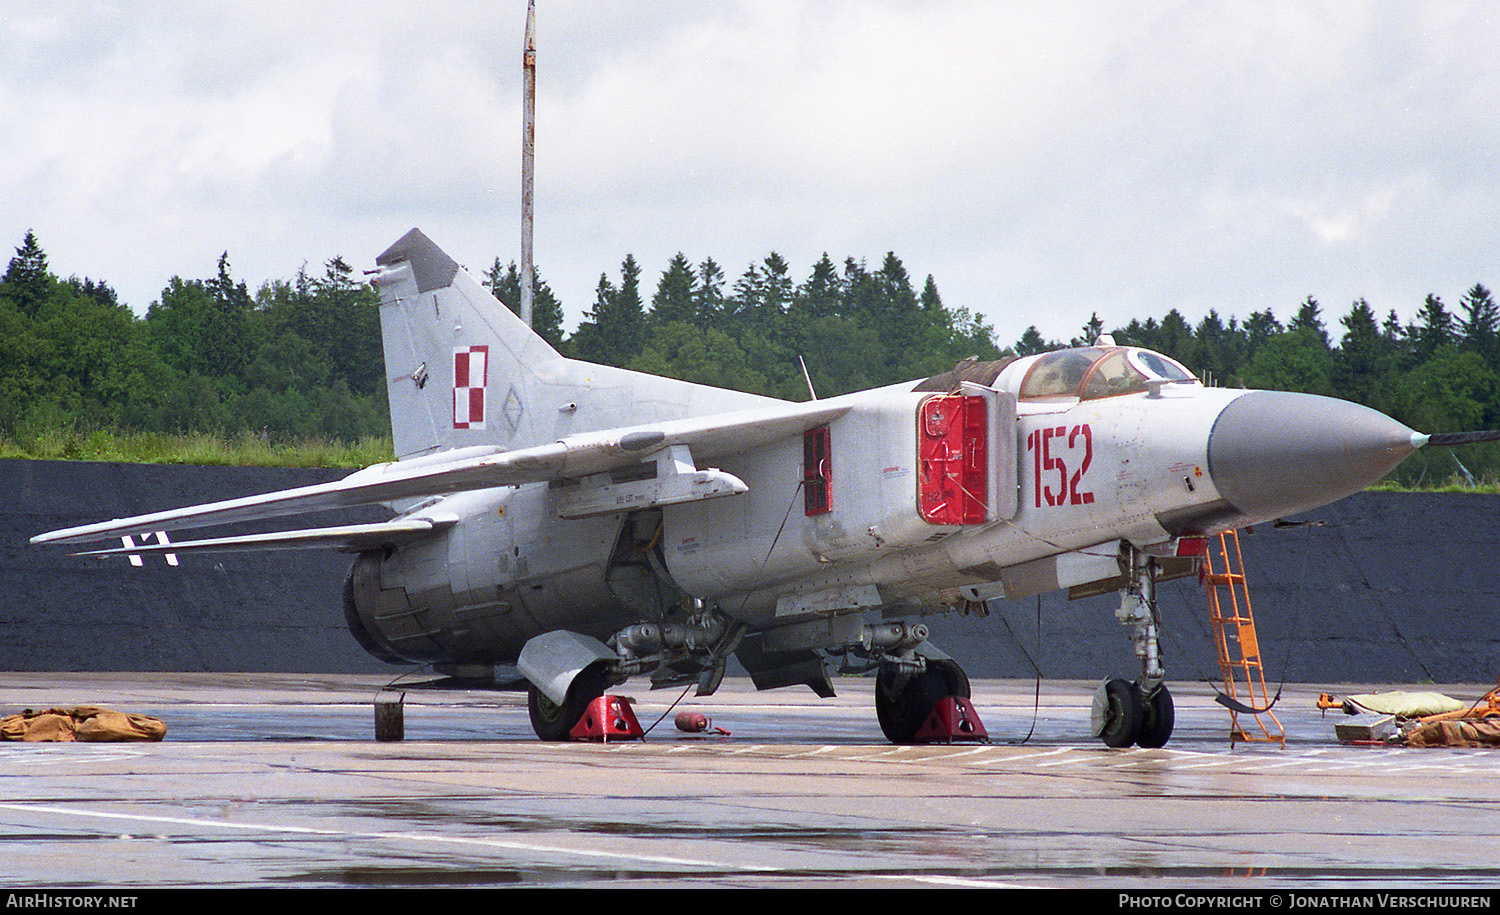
[1137,680,1175,748]
[1093,678,1175,748]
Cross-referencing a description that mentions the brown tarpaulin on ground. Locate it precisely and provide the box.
[0,706,166,742]
[1402,718,1500,748]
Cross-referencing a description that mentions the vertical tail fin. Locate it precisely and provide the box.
[371,228,563,459]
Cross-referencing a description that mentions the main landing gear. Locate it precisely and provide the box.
[1093,548,1176,749]
[528,662,608,741]
[875,656,971,744]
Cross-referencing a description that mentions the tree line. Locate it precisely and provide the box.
[1,230,1494,483]
[0,231,1000,443]
[0,231,385,444]
[493,248,1000,399]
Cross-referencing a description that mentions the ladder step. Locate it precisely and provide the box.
[1202,529,1285,746]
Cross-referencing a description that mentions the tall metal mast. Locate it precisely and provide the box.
[520,0,537,327]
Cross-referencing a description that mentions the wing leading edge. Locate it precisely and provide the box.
[74,517,460,557]
[32,400,851,551]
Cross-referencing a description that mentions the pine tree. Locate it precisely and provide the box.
[650,253,697,327]
[1244,309,1282,359]
[1290,295,1331,349]
[728,261,763,325]
[66,277,120,310]
[841,257,871,317]
[617,254,644,348]
[313,257,384,395]
[1117,317,1158,350]
[1157,309,1193,362]
[693,258,726,327]
[1335,298,1385,403]
[1186,310,1246,386]
[875,252,919,350]
[1072,312,1105,347]
[485,258,565,347]
[761,253,793,313]
[1015,326,1052,356]
[571,273,618,365]
[1,230,53,316]
[571,256,645,366]
[799,254,841,319]
[918,276,943,313]
[1458,283,1499,360]
[1411,293,1455,361]
[205,252,259,382]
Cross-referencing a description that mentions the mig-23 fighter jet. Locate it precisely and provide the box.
[35,228,1461,747]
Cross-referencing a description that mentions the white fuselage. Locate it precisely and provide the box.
[662,379,1243,625]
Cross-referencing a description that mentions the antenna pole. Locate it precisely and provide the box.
[520,0,537,327]
[798,355,818,401]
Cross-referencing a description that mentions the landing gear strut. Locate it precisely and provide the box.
[1093,547,1177,748]
[875,657,970,744]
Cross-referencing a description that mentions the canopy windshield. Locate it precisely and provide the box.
[1018,347,1197,401]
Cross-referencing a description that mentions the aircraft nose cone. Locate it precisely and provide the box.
[1207,391,1421,522]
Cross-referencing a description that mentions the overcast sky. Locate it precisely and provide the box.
[4,1,1498,350]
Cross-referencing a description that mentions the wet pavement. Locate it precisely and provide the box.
[0,673,1497,889]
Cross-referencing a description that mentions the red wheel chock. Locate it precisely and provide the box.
[569,695,644,742]
[914,696,988,744]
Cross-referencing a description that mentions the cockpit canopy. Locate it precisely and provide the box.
[1002,346,1198,402]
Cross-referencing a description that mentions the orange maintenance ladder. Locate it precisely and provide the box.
[1201,530,1285,746]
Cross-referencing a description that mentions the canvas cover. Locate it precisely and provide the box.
[0,706,166,742]
[1402,718,1500,748]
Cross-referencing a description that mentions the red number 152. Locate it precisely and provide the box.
[1026,424,1094,508]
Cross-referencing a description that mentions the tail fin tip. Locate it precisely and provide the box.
[377,228,460,294]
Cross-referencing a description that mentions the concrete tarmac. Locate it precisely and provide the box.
[1,674,1497,889]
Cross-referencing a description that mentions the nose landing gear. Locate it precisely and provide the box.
[1093,547,1177,748]
[1093,676,1175,748]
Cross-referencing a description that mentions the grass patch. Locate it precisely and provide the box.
[1369,478,1500,495]
[0,428,393,468]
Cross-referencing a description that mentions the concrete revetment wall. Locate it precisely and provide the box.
[5,459,1497,685]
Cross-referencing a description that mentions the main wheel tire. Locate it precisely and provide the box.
[528,663,608,741]
[1098,677,1144,748]
[875,658,970,745]
[1136,682,1175,749]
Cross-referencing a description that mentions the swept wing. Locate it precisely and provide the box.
[32,399,850,550]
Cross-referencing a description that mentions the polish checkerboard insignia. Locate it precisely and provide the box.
[453,345,489,429]
[122,531,178,567]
